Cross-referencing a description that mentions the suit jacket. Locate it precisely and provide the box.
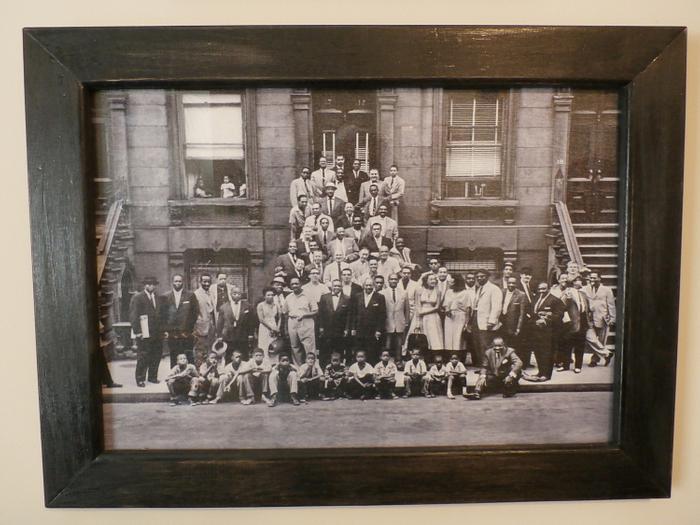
[210,284,235,321]
[327,237,360,262]
[348,226,369,248]
[380,286,410,333]
[216,300,255,342]
[562,288,592,334]
[532,293,565,334]
[341,282,363,299]
[474,281,504,331]
[367,215,398,240]
[358,180,388,206]
[160,289,199,337]
[480,346,523,379]
[345,169,368,203]
[320,196,347,223]
[360,235,393,256]
[310,168,337,199]
[295,238,315,263]
[193,287,215,338]
[274,252,302,277]
[317,292,352,336]
[500,288,526,336]
[382,175,406,203]
[351,291,387,337]
[335,213,355,230]
[129,290,161,340]
[390,246,416,268]
[362,197,389,220]
[289,177,314,207]
[583,284,616,328]
[314,228,336,254]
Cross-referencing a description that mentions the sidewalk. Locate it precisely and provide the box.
[103,355,615,403]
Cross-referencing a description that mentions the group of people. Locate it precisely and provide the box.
[126,156,617,407]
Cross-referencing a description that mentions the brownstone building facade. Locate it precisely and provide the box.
[94,87,620,338]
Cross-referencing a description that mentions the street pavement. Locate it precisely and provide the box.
[104,391,614,450]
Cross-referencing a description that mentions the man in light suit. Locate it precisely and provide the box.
[368,204,399,242]
[381,273,411,361]
[160,273,199,367]
[320,182,346,224]
[317,279,352,365]
[289,166,314,207]
[500,277,526,355]
[390,237,418,271]
[472,270,504,370]
[377,245,402,282]
[358,168,387,206]
[381,164,406,220]
[310,156,336,201]
[583,271,616,366]
[557,276,592,372]
[289,194,311,239]
[327,226,360,263]
[193,273,215,368]
[323,251,352,285]
[210,273,235,322]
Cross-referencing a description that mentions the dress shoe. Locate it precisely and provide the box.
[136,381,146,387]
[588,361,598,368]
[604,354,613,366]
[105,382,122,388]
[148,379,160,384]
[574,368,582,374]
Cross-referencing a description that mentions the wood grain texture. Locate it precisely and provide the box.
[22,25,686,507]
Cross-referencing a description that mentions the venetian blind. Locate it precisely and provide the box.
[183,93,244,160]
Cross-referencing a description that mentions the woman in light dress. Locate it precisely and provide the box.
[256,287,281,363]
[407,273,444,351]
[443,273,470,353]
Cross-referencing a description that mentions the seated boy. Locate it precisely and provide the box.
[403,348,428,398]
[297,352,324,402]
[426,355,448,398]
[193,352,221,404]
[214,350,253,405]
[245,348,272,404]
[346,350,376,400]
[322,352,347,400]
[472,337,523,400]
[165,353,199,406]
[267,354,300,407]
[445,353,468,400]
[374,350,398,399]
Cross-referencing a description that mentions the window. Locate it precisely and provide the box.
[443,90,506,199]
[181,93,247,199]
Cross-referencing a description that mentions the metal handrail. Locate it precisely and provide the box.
[96,199,124,282]
[554,200,584,267]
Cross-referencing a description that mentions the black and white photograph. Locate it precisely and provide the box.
[95,86,621,450]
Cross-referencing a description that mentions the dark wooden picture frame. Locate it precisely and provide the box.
[24,26,686,507]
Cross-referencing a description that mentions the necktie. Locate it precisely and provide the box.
[392,289,396,303]
[535,295,544,312]
[337,261,342,277]
[371,198,377,215]
[149,293,155,309]
[304,179,311,196]
[322,168,326,186]
[314,215,318,226]
[324,231,327,244]
[328,198,333,213]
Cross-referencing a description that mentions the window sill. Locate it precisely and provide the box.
[167,199,263,226]
[429,199,518,225]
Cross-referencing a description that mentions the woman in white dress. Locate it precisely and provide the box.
[407,273,444,352]
[256,287,281,363]
[443,273,469,353]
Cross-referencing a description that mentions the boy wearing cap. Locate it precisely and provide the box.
[129,276,163,387]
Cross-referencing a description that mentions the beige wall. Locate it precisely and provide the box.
[2,0,699,523]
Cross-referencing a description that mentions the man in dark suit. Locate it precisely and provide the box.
[274,241,302,278]
[500,277,526,354]
[340,267,363,299]
[215,285,256,363]
[336,202,357,230]
[346,159,369,205]
[523,282,565,382]
[360,222,393,258]
[160,274,199,367]
[319,182,346,224]
[516,267,536,368]
[361,183,388,221]
[556,276,592,373]
[351,277,387,364]
[317,279,352,365]
[129,276,163,387]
